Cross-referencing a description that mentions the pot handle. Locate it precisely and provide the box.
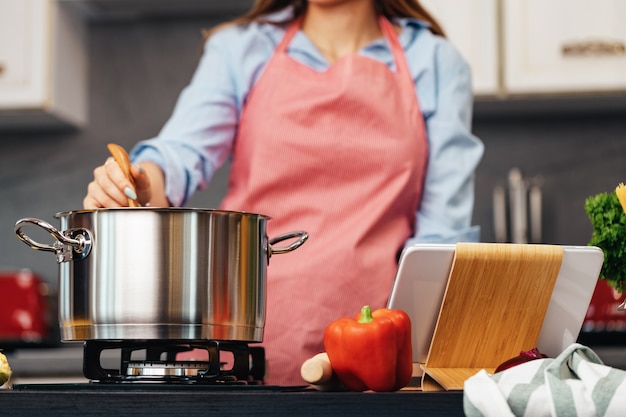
[14,218,93,263]
[268,231,308,257]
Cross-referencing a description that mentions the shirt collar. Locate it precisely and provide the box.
[261,9,430,68]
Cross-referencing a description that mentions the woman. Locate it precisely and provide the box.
[84,0,484,386]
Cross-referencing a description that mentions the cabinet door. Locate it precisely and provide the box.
[421,0,500,97]
[0,0,48,109]
[503,0,626,94]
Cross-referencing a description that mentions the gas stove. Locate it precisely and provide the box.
[81,339,266,385]
[9,339,267,390]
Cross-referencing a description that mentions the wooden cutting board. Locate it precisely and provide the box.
[422,242,563,391]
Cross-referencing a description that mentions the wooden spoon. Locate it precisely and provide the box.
[107,143,139,207]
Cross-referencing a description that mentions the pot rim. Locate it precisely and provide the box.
[55,207,272,219]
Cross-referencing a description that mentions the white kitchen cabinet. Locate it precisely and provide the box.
[503,0,626,95]
[0,0,86,130]
[421,0,500,97]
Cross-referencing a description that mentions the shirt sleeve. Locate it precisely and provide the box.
[406,36,484,245]
[128,24,275,206]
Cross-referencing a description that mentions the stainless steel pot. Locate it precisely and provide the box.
[14,208,307,343]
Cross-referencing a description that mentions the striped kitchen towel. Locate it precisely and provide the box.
[463,343,626,417]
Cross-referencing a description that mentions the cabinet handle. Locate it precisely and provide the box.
[0,62,5,76]
[562,40,626,57]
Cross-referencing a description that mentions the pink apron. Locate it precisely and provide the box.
[219,16,428,386]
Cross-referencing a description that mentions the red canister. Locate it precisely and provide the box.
[0,269,50,344]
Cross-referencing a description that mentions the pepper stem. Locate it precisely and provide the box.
[358,305,373,324]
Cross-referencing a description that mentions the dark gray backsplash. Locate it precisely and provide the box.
[1,16,625,285]
[473,113,626,247]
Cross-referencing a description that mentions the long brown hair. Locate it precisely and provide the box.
[205,0,445,40]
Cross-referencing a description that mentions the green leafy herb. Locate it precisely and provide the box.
[585,191,626,293]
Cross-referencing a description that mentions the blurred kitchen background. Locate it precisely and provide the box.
[1,0,626,382]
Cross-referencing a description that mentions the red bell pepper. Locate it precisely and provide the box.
[323,305,412,392]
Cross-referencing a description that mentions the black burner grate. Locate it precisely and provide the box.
[82,340,265,384]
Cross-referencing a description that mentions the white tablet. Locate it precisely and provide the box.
[387,243,604,369]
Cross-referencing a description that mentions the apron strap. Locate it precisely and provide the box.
[276,18,302,54]
[378,16,413,84]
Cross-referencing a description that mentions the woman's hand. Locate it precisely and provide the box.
[83,158,154,209]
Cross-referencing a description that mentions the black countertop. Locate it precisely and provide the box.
[0,385,465,417]
[2,341,624,417]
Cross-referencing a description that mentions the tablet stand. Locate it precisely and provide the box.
[421,242,563,391]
